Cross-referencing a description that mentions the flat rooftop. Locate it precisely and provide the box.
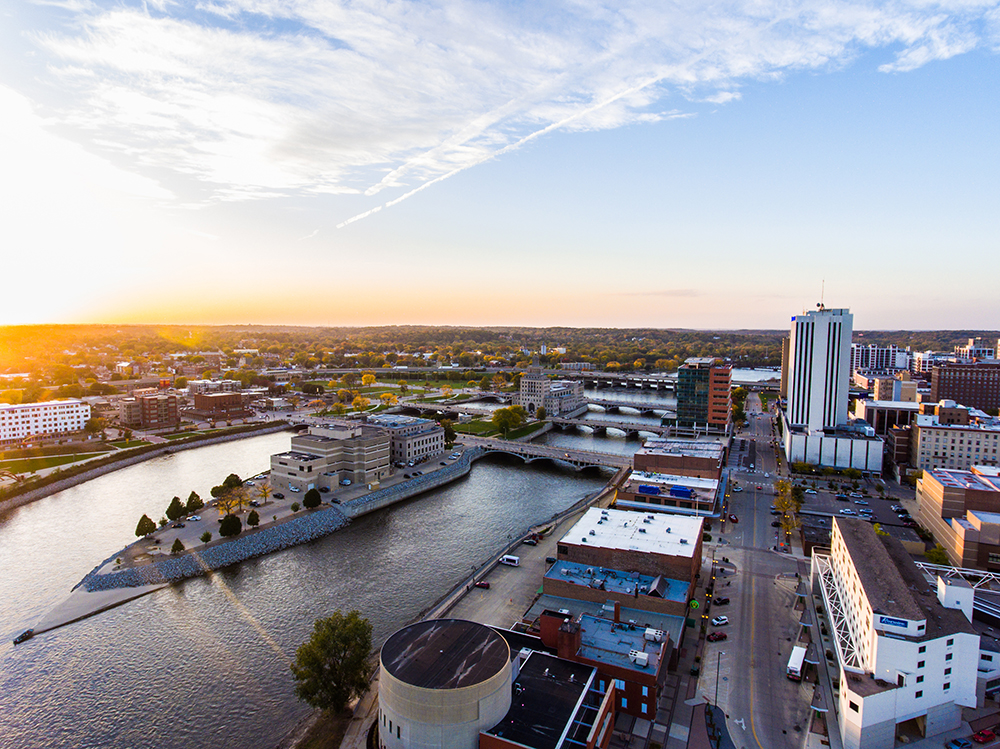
[560,507,703,558]
[367,414,435,428]
[576,614,661,674]
[928,469,1000,492]
[545,560,688,603]
[380,619,509,689]
[484,651,594,749]
[272,450,321,462]
[628,471,719,492]
[636,438,725,460]
[524,594,685,644]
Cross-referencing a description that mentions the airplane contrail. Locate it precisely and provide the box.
[337,72,669,228]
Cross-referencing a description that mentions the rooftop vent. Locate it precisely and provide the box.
[628,650,649,667]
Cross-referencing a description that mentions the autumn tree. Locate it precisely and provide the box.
[380,392,398,406]
[351,396,370,411]
[361,373,376,388]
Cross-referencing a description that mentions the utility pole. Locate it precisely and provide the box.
[715,650,726,707]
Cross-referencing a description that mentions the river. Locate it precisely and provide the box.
[0,432,607,749]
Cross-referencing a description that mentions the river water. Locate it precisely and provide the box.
[0,432,607,749]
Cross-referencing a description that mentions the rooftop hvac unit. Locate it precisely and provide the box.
[643,518,651,524]
[587,568,594,575]
[644,628,664,643]
[561,568,570,576]
[665,527,671,533]
[589,529,596,536]
[628,650,649,667]
[679,538,688,545]
[638,528,646,533]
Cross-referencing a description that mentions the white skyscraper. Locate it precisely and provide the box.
[786,306,853,430]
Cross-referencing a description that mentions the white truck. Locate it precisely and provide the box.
[786,645,807,681]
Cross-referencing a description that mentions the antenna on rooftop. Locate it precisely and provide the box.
[817,279,825,311]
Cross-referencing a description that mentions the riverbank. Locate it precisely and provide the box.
[288,462,631,749]
[0,421,292,518]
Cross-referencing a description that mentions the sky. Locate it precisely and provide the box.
[1,0,998,330]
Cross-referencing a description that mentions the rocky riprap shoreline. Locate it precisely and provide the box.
[77,505,350,591]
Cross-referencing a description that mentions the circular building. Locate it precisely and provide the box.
[378,619,512,749]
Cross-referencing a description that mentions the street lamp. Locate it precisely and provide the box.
[715,650,726,708]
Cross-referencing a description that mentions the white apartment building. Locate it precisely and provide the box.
[912,351,952,374]
[782,307,883,471]
[0,399,91,446]
[955,338,996,361]
[186,379,242,395]
[851,344,911,373]
[812,518,979,749]
[366,414,445,464]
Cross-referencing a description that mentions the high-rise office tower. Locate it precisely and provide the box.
[786,307,853,430]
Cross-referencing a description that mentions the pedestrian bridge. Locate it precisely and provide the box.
[547,416,670,438]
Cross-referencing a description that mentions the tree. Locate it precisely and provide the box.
[337,388,352,403]
[441,386,453,397]
[186,491,204,513]
[219,513,242,538]
[440,418,457,446]
[491,406,525,437]
[351,396,370,411]
[166,496,187,521]
[536,407,547,420]
[379,392,398,407]
[171,538,185,555]
[397,380,408,394]
[291,502,300,512]
[174,376,188,388]
[491,374,505,391]
[258,484,272,505]
[361,373,377,387]
[247,510,260,528]
[84,417,106,435]
[135,514,156,537]
[291,610,374,712]
[467,379,478,391]
[304,488,322,509]
[159,516,169,528]
[925,544,950,565]
[200,531,212,543]
[479,375,491,391]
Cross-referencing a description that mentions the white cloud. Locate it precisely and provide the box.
[20,0,1000,212]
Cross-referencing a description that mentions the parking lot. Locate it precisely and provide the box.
[794,482,919,531]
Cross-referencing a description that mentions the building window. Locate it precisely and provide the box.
[945,668,952,675]
[642,686,649,697]
[946,653,953,661]
[944,683,951,691]
[916,675,924,683]
[915,691,923,698]
[984,655,994,662]
[918,661,925,668]
[641,703,647,714]
[947,638,954,646]
[918,646,926,653]
[615,679,626,690]
[849,701,859,712]
[621,698,627,709]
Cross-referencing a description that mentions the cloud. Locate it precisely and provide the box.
[20,0,1000,212]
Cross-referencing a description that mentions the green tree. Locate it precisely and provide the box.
[397,380,408,394]
[174,376,188,388]
[536,407,547,420]
[219,513,242,538]
[925,544,950,565]
[186,491,204,513]
[135,514,156,537]
[222,473,243,492]
[171,538,185,555]
[491,406,525,437]
[247,510,260,528]
[290,610,374,712]
[479,375,491,391]
[440,418,457,446]
[291,502,300,512]
[303,489,322,509]
[84,417,106,435]
[166,496,187,521]
[200,531,212,543]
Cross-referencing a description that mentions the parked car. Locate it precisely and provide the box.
[839,509,856,515]
[272,493,284,499]
[523,538,538,546]
[733,486,744,492]
[545,557,557,564]
[855,499,869,506]
[711,616,729,626]
[804,489,818,495]
[946,739,973,749]
[707,631,728,642]
[771,520,782,527]
[474,581,490,589]
[249,500,260,507]
[972,729,995,744]
[728,514,739,523]
[319,487,330,493]
[188,515,201,521]
[713,597,730,605]
[172,522,185,528]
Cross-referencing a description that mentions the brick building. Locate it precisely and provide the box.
[931,362,1000,412]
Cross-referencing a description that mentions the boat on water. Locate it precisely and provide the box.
[13,629,34,645]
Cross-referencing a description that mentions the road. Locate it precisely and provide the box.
[700,393,815,749]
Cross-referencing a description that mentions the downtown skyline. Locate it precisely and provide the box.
[1,0,998,329]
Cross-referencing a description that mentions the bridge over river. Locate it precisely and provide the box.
[461,435,632,470]
[547,416,670,437]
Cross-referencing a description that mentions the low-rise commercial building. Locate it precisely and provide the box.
[910,401,1000,472]
[190,391,251,420]
[366,414,445,464]
[631,437,725,480]
[543,560,689,618]
[270,423,390,491]
[186,379,242,395]
[811,518,980,749]
[852,400,919,437]
[555,508,703,587]
[616,471,718,516]
[916,466,1000,570]
[0,399,91,446]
